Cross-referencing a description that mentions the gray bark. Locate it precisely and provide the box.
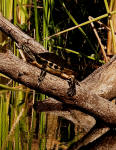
[0,14,116,127]
[0,50,116,126]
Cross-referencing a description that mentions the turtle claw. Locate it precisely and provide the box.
[67,77,76,96]
[67,77,80,96]
[67,86,76,97]
[38,70,46,86]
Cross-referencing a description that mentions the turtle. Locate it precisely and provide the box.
[20,45,80,96]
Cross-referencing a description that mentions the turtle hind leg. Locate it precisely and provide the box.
[38,69,46,86]
[75,79,80,86]
[67,77,76,97]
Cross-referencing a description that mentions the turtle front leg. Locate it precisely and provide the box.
[67,77,80,96]
[38,69,46,86]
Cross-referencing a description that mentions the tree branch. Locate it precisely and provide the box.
[0,50,116,126]
[1,15,116,126]
[81,55,116,100]
[0,14,47,54]
[0,14,116,100]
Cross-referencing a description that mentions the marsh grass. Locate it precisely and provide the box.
[0,0,116,149]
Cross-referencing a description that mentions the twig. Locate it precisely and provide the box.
[88,16,108,63]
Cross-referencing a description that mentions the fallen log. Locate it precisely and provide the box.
[81,55,116,99]
[0,50,116,126]
[0,15,116,126]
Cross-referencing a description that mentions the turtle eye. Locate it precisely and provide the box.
[54,65,58,70]
[48,62,53,67]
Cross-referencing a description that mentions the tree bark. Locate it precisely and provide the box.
[0,14,47,54]
[0,15,116,126]
[0,50,116,126]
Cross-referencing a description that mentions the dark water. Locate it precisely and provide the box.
[0,90,115,150]
[0,90,89,150]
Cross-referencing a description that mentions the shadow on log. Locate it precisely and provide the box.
[75,130,116,150]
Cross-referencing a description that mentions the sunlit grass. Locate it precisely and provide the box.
[0,1,114,149]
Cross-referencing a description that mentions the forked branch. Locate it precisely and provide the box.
[0,15,116,126]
